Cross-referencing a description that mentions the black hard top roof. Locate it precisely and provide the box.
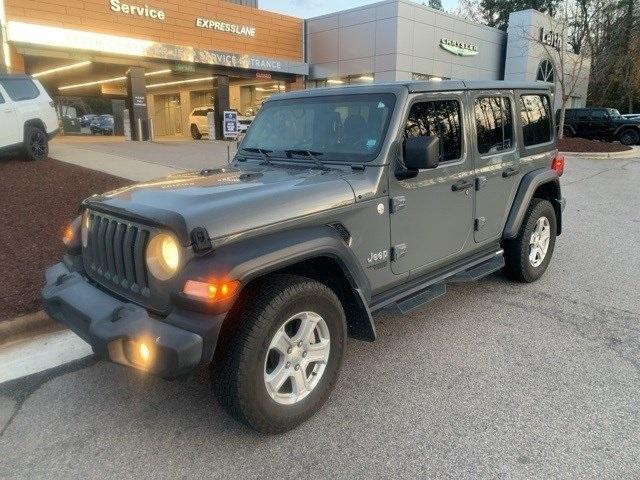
[271,80,553,100]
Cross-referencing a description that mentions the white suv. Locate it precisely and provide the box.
[0,74,59,160]
[189,106,214,139]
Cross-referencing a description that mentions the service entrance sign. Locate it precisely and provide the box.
[223,111,238,139]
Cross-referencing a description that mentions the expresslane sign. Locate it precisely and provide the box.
[196,18,256,38]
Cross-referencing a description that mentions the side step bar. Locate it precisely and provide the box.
[373,249,504,314]
[449,255,505,283]
[395,283,446,314]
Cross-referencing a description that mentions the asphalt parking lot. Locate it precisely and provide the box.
[1,154,639,479]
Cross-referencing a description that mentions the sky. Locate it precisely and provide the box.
[260,0,461,19]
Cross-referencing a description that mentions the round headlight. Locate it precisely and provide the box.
[146,232,181,280]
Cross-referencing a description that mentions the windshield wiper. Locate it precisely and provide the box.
[240,147,274,165]
[284,149,329,171]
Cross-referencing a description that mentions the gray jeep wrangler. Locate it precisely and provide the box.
[43,81,565,433]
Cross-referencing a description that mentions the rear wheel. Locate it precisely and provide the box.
[503,198,557,282]
[618,128,639,146]
[191,124,202,140]
[211,274,346,433]
[23,125,48,161]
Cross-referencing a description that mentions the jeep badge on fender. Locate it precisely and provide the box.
[43,80,565,434]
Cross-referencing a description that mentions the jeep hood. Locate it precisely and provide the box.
[85,165,356,244]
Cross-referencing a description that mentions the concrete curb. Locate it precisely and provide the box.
[0,311,60,347]
[560,146,640,159]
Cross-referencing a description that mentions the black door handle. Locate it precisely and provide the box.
[451,179,473,191]
[502,166,520,178]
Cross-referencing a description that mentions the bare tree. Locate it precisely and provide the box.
[518,2,592,138]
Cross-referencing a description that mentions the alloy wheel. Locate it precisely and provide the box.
[264,311,330,405]
[529,216,551,267]
[30,130,47,157]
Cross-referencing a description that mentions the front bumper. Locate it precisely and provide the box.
[42,262,224,378]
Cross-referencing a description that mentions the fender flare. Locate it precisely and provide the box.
[503,168,561,239]
[182,225,377,341]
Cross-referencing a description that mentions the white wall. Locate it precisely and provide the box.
[306,0,506,82]
[504,9,591,109]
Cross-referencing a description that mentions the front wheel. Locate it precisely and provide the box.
[191,124,202,140]
[503,198,557,282]
[23,125,48,161]
[618,128,639,146]
[211,274,346,433]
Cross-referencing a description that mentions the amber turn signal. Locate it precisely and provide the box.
[62,224,75,246]
[183,279,240,302]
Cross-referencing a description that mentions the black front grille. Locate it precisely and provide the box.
[84,211,151,297]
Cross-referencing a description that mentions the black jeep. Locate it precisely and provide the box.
[561,108,640,145]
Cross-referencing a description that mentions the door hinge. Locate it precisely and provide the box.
[476,176,487,190]
[390,195,406,213]
[474,217,486,231]
[391,243,407,261]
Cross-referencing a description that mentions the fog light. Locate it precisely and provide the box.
[139,342,151,363]
[125,339,154,367]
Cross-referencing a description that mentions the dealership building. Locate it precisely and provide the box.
[0,0,589,139]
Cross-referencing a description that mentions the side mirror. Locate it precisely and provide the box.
[403,136,440,171]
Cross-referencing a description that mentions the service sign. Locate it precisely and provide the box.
[223,111,238,139]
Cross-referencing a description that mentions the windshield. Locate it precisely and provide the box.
[240,93,396,163]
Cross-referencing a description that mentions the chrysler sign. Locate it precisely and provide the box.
[440,38,478,56]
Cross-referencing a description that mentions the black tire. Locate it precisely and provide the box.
[191,124,202,140]
[211,274,346,434]
[23,125,48,161]
[618,128,639,146]
[503,198,557,283]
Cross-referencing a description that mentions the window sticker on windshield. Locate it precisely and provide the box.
[377,102,385,109]
[366,139,377,148]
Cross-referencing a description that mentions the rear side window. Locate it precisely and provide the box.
[405,100,462,162]
[474,96,514,155]
[520,95,552,147]
[0,78,40,101]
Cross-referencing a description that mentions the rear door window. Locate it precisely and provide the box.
[0,78,40,101]
[474,96,514,155]
[520,95,552,147]
[404,99,463,162]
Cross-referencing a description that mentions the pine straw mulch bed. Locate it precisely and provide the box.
[0,156,131,322]
[557,137,633,153]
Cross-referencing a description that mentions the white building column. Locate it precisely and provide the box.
[0,0,10,73]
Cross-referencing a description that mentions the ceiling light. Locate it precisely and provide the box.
[32,61,91,78]
[145,69,171,77]
[326,79,344,84]
[59,75,126,90]
[358,75,374,82]
[146,76,214,89]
